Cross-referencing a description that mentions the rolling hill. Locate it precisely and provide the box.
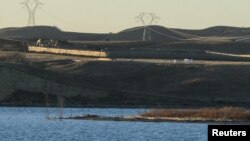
[1,25,250,42]
[0,26,108,41]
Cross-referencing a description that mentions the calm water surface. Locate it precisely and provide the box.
[0,107,207,141]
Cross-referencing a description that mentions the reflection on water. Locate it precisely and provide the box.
[0,107,207,141]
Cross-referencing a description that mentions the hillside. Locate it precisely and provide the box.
[1,25,250,42]
[0,58,250,108]
[112,26,250,41]
[0,26,108,41]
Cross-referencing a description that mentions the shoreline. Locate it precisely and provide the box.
[63,115,250,124]
[1,106,249,123]
[62,107,250,123]
[1,105,249,110]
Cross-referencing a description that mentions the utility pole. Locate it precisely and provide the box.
[57,95,64,119]
[135,13,160,41]
[21,0,43,26]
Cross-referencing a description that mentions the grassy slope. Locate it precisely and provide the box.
[1,57,250,108]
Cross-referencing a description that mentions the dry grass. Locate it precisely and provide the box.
[141,107,250,121]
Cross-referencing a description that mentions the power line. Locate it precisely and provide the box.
[15,2,250,42]
[163,27,250,42]
[40,8,84,30]
[164,27,200,39]
[118,26,145,33]
[147,27,184,41]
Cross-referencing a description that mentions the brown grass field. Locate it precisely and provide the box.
[141,107,250,121]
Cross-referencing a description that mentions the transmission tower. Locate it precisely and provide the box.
[21,0,43,26]
[135,13,160,41]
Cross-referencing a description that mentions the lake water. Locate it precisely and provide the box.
[0,107,207,141]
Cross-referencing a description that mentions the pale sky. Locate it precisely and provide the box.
[0,0,250,33]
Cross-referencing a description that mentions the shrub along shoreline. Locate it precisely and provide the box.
[140,107,250,122]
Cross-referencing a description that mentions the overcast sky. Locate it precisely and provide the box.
[0,0,250,33]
